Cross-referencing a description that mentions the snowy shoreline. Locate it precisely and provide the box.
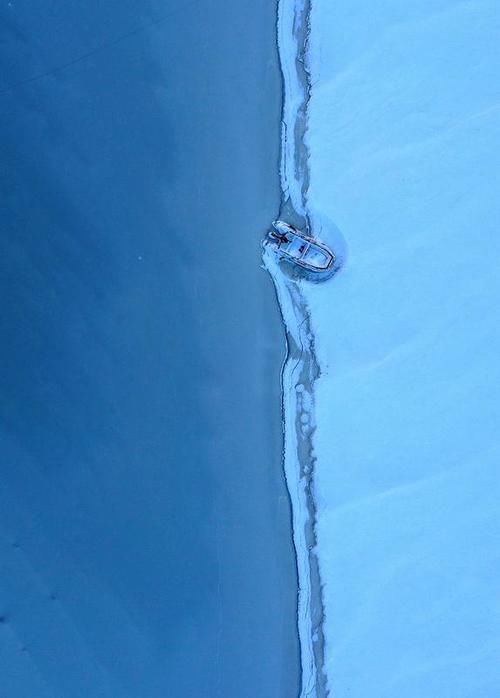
[266,0,328,695]
[263,250,328,697]
[273,1,500,696]
[276,0,310,216]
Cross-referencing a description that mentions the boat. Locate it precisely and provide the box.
[267,220,335,272]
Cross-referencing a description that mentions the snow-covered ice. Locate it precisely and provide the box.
[272,0,500,696]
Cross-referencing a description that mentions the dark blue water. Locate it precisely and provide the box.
[0,2,300,696]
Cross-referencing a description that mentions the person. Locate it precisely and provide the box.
[271,231,289,244]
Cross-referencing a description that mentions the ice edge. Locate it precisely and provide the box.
[267,0,328,696]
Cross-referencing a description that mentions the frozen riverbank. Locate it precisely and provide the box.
[264,247,327,698]
[271,0,500,696]
[267,1,330,696]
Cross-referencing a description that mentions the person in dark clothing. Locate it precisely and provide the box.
[270,231,289,244]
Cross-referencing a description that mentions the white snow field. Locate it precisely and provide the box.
[303,1,500,696]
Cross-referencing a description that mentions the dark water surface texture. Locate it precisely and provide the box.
[0,1,300,696]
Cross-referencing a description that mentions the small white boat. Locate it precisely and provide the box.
[268,220,335,272]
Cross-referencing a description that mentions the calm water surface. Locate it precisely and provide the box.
[0,1,300,696]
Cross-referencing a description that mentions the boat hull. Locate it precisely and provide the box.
[268,221,335,272]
